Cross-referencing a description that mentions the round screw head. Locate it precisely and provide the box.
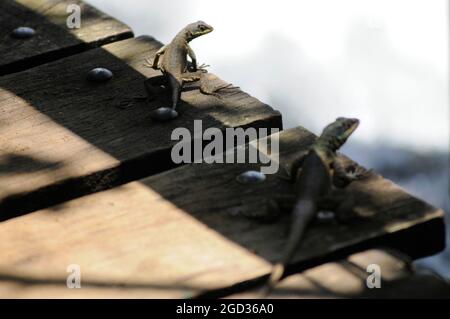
[236,170,266,184]
[150,107,178,122]
[86,68,114,83]
[317,211,335,222]
[11,27,36,39]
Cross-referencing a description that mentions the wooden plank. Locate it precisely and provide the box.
[0,0,133,75]
[0,127,444,298]
[0,182,272,298]
[229,249,450,298]
[0,35,282,220]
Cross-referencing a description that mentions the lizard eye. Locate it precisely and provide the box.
[198,25,206,31]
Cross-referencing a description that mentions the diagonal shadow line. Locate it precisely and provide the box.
[0,272,205,297]
[0,153,63,174]
[0,1,285,298]
[196,218,445,299]
[0,1,444,300]
[0,2,281,221]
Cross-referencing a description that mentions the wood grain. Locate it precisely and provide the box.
[0,127,444,298]
[0,0,133,75]
[0,35,281,220]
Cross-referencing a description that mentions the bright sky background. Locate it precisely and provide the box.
[88,0,448,152]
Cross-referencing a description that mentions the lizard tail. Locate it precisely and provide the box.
[262,199,317,295]
[167,73,182,110]
[261,263,285,297]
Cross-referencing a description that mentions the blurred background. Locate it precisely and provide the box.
[87,0,449,278]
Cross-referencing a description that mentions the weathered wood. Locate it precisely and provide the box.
[229,249,450,298]
[0,181,272,298]
[0,35,282,220]
[0,0,133,75]
[0,127,444,298]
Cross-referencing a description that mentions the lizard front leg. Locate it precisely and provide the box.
[187,44,198,72]
[187,45,209,73]
[145,44,167,69]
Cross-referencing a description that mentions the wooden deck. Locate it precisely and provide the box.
[0,0,447,298]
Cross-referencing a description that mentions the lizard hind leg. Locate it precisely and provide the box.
[181,73,202,83]
[270,194,297,216]
[253,195,295,223]
[333,158,372,188]
[199,83,236,99]
[260,198,284,222]
[346,164,373,180]
[320,189,363,223]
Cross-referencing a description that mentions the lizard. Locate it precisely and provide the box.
[263,117,369,294]
[143,21,227,121]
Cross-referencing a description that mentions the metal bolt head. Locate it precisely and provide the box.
[236,170,266,184]
[317,211,335,222]
[150,107,178,122]
[86,68,114,83]
[11,27,36,39]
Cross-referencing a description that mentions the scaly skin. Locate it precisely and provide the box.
[145,21,213,110]
[264,117,367,294]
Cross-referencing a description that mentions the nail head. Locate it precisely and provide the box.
[317,211,335,221]
[11,27,36,39]
[236,170,266,184]
[150,107,178,122]
[86,68,114,83]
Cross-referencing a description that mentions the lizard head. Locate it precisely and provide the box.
[318,117,359,151]
[185,21,214,41]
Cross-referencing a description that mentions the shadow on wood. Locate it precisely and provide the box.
[0,0,133,76]
[228,249,450,299]
[0,12,281,220]
[0,2,445,299]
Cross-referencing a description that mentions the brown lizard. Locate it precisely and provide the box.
[144,21,217,121]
